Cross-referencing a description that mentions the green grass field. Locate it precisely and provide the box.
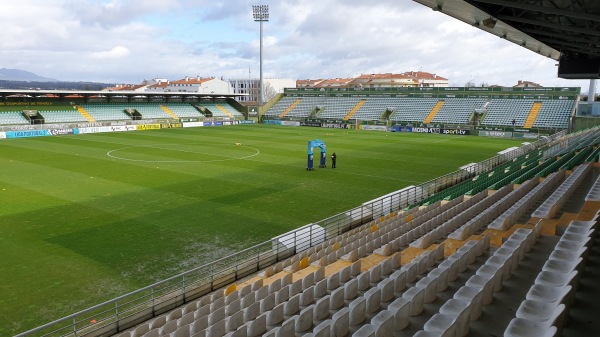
[0,124,524,335]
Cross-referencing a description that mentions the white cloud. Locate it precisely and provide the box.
[0,0,590,89]
[91,46,131,60]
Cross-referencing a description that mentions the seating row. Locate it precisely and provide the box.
[488,171,564,231]
[504,217,597,336]
[120,190,492,337]
[585,174,600,202]
[417,222,541,337]
[532,163,592,219]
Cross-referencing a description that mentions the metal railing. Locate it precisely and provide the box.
[15,131,566,337]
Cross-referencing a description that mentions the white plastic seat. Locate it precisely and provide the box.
[563,223,594,237]
[549,247,587,263]
[387,297,411,331]
[371,310,394,337]
[178,311,195,328]
[454,285,484,321]
[416,276,439,303]
[504,317,558,337]
[353,324,376,337]
[542,258,582,274]
[401,261,419,283]
[424,313,457,337]
[364,287,382,314]
[478,258,508,290]
[377,277,395,302]
[131,323,150,337]
[516,300,565,323]
[149,316,166,330]
[466,273,495,305]
[440,298,472,337]
[349,296,367,325]
[417,251,431,275]
[555,237,590,251]
[526,284,572,304]
[494,246,519,273]
[485,254,512,282]
[330,308,349,337]
[535,270,578,287]
[449,250,469,273]
[439,258,459,282]
[428,266,449,292]
[171,326,191,337]
[402,285,426,316]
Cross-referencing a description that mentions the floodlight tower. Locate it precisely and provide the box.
[252,5,269,107]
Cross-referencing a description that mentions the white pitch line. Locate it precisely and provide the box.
[106,144,261,163]
[69,132,426,183]
[430,136,467,143]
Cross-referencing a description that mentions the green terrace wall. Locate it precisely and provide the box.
[0,101,75,111]
[573,117,600,131]
[283,86,580,100]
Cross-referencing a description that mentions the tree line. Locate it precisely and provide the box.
[0,80,114,91]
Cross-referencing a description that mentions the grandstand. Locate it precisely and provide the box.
[200,102,245,118]
[0,97,246,127]
[263,87,579,132]
[0,111,29,125]
[15,126,600,337]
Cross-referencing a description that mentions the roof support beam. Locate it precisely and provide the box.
[470,0,600,22]
[544,38,600,53]
[521,27,600,45]
[497,14,600,37]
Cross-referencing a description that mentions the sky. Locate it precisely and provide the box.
[0,0,591,90]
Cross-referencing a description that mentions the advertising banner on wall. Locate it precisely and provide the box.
[391,125,413,132]
[136,124,161,131]
[77,127,113,134]
[412,127,441,134]
[514,132,540,139]
[49,129,75,136]
[0,132,6,139]
[110,125,136,132]
[322,123,349,129]
[3,125,39,131]
[183,122,205,128]
[300,121,322,127]
[263,120,300,126]
[6,130,52,138]
[475,126,507,132]
[441,129,470,135]
[478,130,512,138]
[361,125,388,131]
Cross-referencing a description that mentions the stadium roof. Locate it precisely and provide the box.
[414,0,600,64]
[0,89,245,100]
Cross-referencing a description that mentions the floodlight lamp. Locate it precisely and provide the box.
[252,4,269,21]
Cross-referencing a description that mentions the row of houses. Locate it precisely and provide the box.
[103,71,541,104]
[297,71,449,89]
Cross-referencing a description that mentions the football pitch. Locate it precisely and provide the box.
[0,124,524,335]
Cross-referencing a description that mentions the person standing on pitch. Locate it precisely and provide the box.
[331,152,337,168]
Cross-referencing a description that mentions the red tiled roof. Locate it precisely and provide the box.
[171,77,214,85]
[314,78,354,87]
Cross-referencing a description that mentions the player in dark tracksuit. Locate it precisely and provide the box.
[331,152,337,168]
